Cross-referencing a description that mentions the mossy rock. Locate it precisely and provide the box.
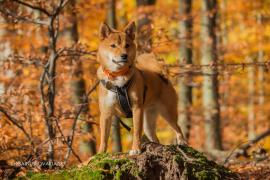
[18,143,238,180]
[18,153,138,180]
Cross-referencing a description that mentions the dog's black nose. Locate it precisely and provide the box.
[121,54,128,60]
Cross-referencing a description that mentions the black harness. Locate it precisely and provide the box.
[101,77,134,118]
[101,71,147,118]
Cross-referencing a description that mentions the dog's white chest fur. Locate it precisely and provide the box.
[103,90,117,107]
[102,76,128,107]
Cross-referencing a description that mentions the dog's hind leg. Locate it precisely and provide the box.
[158,102,186,145]
[143,107,159,143]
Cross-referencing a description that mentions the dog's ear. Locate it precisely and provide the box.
[99,22,111,40]
[124,21,136,40]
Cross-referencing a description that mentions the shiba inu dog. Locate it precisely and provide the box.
[97,21,186,155]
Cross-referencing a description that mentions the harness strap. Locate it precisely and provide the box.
[100,79,117,93]
[158,74,169,84]
[101,76,134,118]
[101,70,148,118]
[115,77,134,118]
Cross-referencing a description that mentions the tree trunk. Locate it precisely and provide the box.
[107,0,122,152]
[178,0,193,140]
[247,57,256,140]
[67,0,96,155]
[257,13,265,125]
[0,16,12,96]
[200,0,222,151]
[136,0,156,53]
[220,0,230,112]
[220,0,228,47]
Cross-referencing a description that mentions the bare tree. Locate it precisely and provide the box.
[178,0,193,140]
[0,0,102,168]
[38,0,69,166]
[200,0,222,151]
[0,0,83,168]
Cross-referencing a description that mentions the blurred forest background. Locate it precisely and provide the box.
[0,0,270,174]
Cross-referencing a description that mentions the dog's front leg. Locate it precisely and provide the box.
[98,112,112,153]
[130,106,143,155]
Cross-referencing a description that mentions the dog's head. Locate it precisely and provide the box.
[97,21,136,71]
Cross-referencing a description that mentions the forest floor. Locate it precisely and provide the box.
[1,143,270,179]
[229,161,270,179]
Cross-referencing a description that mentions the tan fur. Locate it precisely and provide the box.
[136,53,164,74]
[97,22,186,155]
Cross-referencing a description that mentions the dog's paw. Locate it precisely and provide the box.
[177,139,188,146]
[176,134,188,146]
[177,140,188,146]
[179,141,187,146]
[129,149,141,155]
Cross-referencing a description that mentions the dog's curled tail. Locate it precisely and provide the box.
[136,53,166,74]
[136,53,181,77]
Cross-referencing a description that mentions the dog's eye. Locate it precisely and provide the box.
[110,44,116,48]
[125,44,130,48]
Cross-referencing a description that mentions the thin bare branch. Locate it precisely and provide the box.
[55,118,82,164]
[0,106,33,145]
[40,69,48,118]
[58,48,97,57]
[64,80,99,165]
[12,0,51,16]
[52,0,70,18]
[0,7,49,26]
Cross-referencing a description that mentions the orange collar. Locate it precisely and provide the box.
[103,66,131,80]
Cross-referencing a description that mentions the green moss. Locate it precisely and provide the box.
[169,145,237,180]
[194,169,220,180]
[19,153,139,180]
[88,153,139,179]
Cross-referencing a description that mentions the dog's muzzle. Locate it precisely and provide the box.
[112,59,128,64]
[112,54,129,64]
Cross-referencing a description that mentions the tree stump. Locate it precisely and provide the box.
[23,143,238,180]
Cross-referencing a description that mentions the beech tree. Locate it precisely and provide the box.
[178,0,193,140]
[200,0,222,151]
